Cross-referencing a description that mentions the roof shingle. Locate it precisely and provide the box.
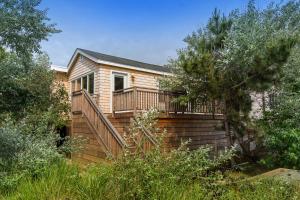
[78,48,170,73]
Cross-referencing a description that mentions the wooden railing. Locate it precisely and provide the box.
[113,87,224,115]
[72,90,127,158]
[128,118,159,154]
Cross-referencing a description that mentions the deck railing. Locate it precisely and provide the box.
[72,90,127,157]
[112,87,224,116]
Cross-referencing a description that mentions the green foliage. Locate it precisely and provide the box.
[0,0,76,194]
[107,109,235,199]
[6,161,80,200]
[2,160,299,199]
[259,45,300,169]
[1,110,299,199]
[0,0,60,59]
[0,53,70,126]
[161,1,299,157]
[0,120,63,193]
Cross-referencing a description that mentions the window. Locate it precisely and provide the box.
[72,72,94,94]
[82,76,88,90]
[114,75,124,91]
[88,73,94,94]
[71,81,75,92]
[76,78,81,90]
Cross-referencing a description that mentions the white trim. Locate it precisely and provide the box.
[89,72,96,95]
[110,70,129,113]
[67,49,172,76]
[71,72,95,94]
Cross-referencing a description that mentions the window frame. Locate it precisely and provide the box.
[110,71,129,112]
[88,73,95,94]
[71,72,95,95]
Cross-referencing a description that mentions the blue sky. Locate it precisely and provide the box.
[40,0,284,67]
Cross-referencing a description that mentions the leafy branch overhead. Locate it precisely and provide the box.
[0,0,60,58]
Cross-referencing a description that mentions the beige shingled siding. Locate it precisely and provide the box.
[99,64,161,113]
[68,55,101,103]
[54,71,69,92]
[68,55,161,113]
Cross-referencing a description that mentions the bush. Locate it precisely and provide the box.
[0,120,64,193]
[0,116,88,193]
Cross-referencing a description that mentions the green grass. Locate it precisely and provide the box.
[1,161,299,200]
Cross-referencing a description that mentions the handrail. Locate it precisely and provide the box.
[72,90,128,157]
[81,90,127,148]
[112,86,224,115]
[113,86,183,94]
[133,118,159,146]
[81,112,112,156]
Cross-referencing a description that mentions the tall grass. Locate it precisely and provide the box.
[2,159,299,200]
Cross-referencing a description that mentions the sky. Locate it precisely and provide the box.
[40,0,285,67]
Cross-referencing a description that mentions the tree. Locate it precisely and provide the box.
[162,1,299,157]
[0,0,68,125]
[259,43,300,169]
[0,0,60,60]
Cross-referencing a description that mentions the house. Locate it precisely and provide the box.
[51,64,69,90]
[53,48,228,164]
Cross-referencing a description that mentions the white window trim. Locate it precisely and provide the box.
[88,72,95,95]
[71,72,95,94]
[110,70,130,113]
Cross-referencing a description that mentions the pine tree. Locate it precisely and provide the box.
[162,1,299,157]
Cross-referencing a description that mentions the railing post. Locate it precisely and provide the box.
[112,91,115,118]
[133,87,137,115]
[165,92,170,116]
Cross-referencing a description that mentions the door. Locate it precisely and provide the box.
[112,72,127,91]
[111,72,128,112]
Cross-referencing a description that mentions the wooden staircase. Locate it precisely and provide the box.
[72,90,128,159]
[71,90,158,163]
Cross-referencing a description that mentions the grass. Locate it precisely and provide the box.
[1,161,299,200]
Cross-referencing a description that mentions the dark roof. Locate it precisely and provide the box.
[78,48,170,73]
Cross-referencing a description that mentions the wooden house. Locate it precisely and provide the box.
[53,48,229,164]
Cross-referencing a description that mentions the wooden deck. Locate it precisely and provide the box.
[71,89,229,164]
[112,87,224,117]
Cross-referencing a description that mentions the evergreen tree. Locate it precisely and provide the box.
[162,1,299,157]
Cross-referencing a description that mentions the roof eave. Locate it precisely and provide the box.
[67,49,172,76]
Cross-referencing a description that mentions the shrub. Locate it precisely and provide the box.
[102,109,236,199]
[0,117,86,193]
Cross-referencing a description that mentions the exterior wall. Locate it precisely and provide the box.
[68,55,101,103]
[54,71,69,92]
[109,113,228,154]
[68,55,162,113]
[99,64,161,113]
